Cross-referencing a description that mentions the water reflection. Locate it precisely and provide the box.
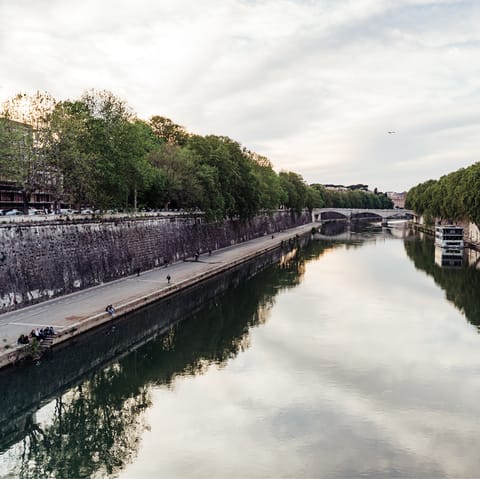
[405,237,480,328]
[4,231,480,478]
[434,246,463,268]
[0,242,335,478]
[315,220,410,241]
[465,247,480,270]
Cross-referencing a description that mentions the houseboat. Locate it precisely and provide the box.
[434,225,464,248]
[434,246,463,267]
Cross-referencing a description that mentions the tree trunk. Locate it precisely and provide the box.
[22,190,31,214]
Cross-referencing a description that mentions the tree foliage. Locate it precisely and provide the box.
[405,162,480,223]
[310,184,393,209]
[1,89,392,219]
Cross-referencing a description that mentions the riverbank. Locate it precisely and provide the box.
[410,221,480,251]
[0,223,313,370]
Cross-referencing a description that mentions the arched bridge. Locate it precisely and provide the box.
[312,208,413,223]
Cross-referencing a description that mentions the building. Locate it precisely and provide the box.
[0,117,66,212]
[0,180,59,211]
[386,191,406,209]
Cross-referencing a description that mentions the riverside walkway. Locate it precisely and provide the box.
[0,223,313,369]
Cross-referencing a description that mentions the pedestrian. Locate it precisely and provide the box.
[167,274,171,284]
[136,267,140,277]
[208,249,212,256]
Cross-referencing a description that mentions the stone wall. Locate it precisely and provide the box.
[0,211,310,312]
[468,222,480,243]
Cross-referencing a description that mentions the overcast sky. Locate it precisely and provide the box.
[1,0,479,191]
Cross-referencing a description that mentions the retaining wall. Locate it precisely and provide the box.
[0,211,310,312]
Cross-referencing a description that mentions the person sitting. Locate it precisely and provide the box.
[105,304,115,315]
[17,334,29,345]
[30,328,41,339]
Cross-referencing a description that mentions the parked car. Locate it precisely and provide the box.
[5,209,22,216]
[28,208,42,215]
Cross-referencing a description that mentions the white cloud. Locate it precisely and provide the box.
[0,0,479,190]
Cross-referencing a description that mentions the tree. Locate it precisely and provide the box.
[186,135,262,220]
[279,171,308,213]
[250,153,285,211]
[47,100,96,208]
[149,115,189,146]
[76,90,154,210]
[145,143,203,211]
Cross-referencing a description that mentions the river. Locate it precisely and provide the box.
[1,224,480,478]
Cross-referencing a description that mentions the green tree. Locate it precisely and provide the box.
[47,100,96,208]
[186,135,261,219]
[250,153,285,211]
[279,171,308,213]
[79,90,154,210]
[149,115,189,146]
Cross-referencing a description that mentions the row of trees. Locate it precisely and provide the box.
[405,162,480,224]
[0,90,392,219]
[311,184,393,209]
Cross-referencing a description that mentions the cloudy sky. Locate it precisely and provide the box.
[1,0,479,191]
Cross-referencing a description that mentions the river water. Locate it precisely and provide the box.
[1,224,480,478]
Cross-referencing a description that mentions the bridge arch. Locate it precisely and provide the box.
[312,208,413,223]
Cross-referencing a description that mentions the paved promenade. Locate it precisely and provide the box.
[0,223,313,369]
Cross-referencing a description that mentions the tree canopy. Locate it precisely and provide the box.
[405,163,480,224]
[1,89,392,218]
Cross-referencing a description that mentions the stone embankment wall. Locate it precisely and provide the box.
[469,222,480,242]
[413,215,480,242]
[0,211,310,312]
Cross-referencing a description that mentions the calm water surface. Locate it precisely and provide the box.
[2,225,480,478]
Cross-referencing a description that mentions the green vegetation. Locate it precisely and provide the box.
[0,90,392,218]
[310,184,393,209]
[404,238,480,328]
[405,162,480,223]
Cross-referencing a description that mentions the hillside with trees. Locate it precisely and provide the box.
[405,162,480,224]
[0,90,392,218]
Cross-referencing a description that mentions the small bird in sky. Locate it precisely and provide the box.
[387,131,396,134]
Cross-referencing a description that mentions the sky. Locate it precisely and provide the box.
[0,0,479,192]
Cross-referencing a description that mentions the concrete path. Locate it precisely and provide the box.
[0,223,313,365]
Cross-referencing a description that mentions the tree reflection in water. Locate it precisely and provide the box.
[15,373,151,479]
[1,240,335,479]
[404,236,480,328]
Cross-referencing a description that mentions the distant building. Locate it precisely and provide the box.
[0,179,59,211]
[0,117,67,211]
[386,191,406,208]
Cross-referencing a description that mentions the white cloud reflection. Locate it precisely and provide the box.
[119,239,480,478]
